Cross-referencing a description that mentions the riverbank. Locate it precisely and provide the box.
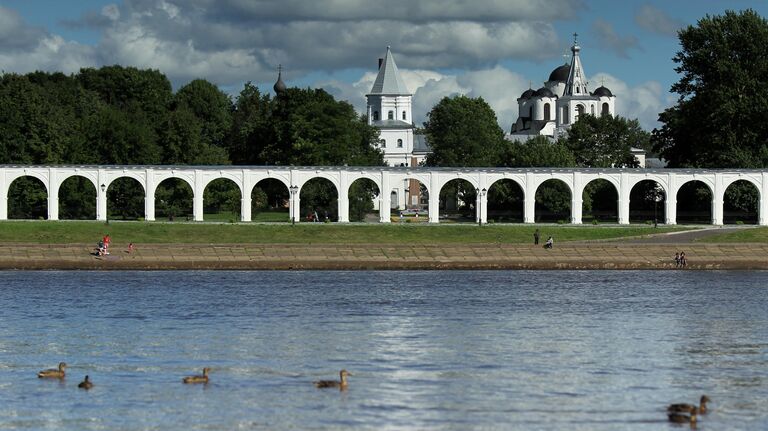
[2,242,767,270]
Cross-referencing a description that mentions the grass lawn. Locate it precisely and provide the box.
[697,226,768,243]
[0,220,691,245]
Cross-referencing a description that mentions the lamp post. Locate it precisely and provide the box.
[289,185,298,226]
[653,185,662,228]
[100,183,106,193]
[403,178,409,210]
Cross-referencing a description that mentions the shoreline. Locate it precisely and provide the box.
[1,242,767,270]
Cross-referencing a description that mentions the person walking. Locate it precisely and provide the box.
[534,229,540,245]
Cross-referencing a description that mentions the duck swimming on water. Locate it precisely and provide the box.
[182,367,210,384]
[37,362,67,379]
[668,395,711,414]
[78,375,93,389]
[668,406,698,425]
[314,369,351,390]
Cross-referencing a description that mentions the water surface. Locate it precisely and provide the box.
[0,270,766,430]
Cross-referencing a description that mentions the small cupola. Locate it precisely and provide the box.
[273,64,287,96]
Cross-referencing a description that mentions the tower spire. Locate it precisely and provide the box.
[564,33,588,97]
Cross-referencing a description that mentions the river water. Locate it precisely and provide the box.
[0,270,766,430]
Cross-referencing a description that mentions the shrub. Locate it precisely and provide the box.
[592,219,599,225]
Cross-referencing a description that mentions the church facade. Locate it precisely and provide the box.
[509,34,616,140]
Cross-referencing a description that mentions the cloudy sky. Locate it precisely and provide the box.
[2,0,766,132]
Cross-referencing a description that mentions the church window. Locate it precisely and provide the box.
[591,105,595,115]
[373,111,379,121]
[576,105,585,120]
[380,139,386,148]
[402,111,406,120]
[397,139,403,148]
[388,110,394,120]
[528,106,533,119]
[544,103,551,122]
[575,87,580,94]
[602,103,610,116]
[562,107,569,124]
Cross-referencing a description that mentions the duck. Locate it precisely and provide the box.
[37,362,67,379]
[182,367,210,384]
[314,369,351,390]
[668,395,711,414]
[668,406,697,425]
[78,375,93,390]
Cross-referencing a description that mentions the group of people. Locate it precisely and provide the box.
[96,234,111,256]
[674,251,687,267]
[533,229,554,249]
[94,234,136,256]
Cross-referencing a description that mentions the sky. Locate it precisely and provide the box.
[1,0,767,132]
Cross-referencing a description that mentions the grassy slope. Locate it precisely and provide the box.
[0,221,689,245]
[697,227,768,243]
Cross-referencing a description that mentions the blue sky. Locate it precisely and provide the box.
[2,0,767,131]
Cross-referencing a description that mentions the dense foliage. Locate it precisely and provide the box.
[0,67,382,219]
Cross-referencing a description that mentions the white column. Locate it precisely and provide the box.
[47,169,58,221]
[96,169,107,221]
[761,173,768,226]
[240,189,251,223]
[338,172,349,223]
[712,174,724,225]
[193,170,204,221]
[145,169,155,221]
[665,174,677,225]
[428,173,439,223]
[523,172,536,223]
[379,171,391,223]
[618,173,630,224]
[571,172,583,224]
[480,191,488,224]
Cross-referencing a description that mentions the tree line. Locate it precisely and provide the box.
[1,9,765,222]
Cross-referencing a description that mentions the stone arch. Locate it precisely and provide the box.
[582,178,618,223]
[487,178,525,223]
[299,177,339,222]
[203,177,241,221]
[723,179,760,224]
[155,177,193,221]
[251,178,289,222]
[58,175,96,220]
[397,176,429,217]
[629,179,666,224]
[535,179,572,223]
[348,178,380,222]
[107,176,145,220]
[439,178,478,222]
[7,176,48,220]
[676,180,713,224]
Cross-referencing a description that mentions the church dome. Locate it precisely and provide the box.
[534,87,555,98]
[273,65,287,96]
[592,85,613,97]
[548,64,570,82]
[519,88,535,99]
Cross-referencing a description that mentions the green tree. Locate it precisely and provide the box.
[562,115,645,167]
[502,136,577,167]
[424,95,505,167]
[653,9,768,168]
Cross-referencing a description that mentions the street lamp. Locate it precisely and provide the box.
[403,178,409,210]
[100,183,106,193]
[289,185,298,226]
[653,185,663,228]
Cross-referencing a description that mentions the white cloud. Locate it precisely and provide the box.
[591,18,640,59]
[590,73,672,130]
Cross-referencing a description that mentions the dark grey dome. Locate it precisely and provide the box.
[273,66,287,95]
[548,64,570,82]
[534,87,555,98]
[592,85,613,97]
[519,88,535,99]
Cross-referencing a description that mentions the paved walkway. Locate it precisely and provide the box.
[0,241,766,270]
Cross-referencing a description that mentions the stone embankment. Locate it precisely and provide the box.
[0,242,766,270]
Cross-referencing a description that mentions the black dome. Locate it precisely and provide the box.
[534,87,555,98]
[519,88,535,99]
[592,86,613,97]
[548,64,570,82]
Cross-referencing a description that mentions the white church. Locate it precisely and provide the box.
[509,34,616,140]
